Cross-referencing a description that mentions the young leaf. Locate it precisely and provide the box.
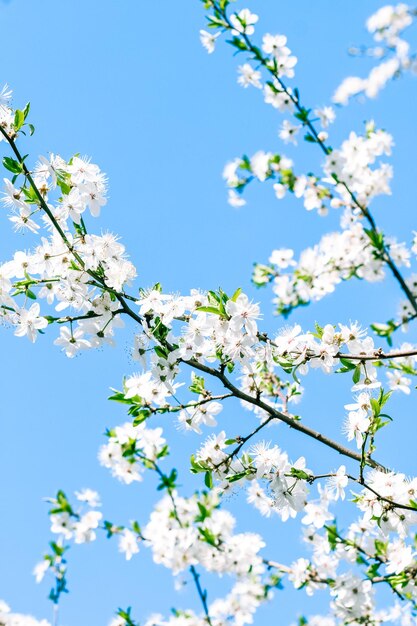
[3,156,23,174]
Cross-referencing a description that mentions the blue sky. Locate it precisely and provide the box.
[1,1,417,624]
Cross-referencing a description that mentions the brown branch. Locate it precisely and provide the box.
[183,356,386,471]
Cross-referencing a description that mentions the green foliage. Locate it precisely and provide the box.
[3,156,23,174]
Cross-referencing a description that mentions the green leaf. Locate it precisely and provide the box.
[198,526,218,547]
[22,185,39,204]
[352,365,361,384]
[313,321,324,339]
[226,471,247,483]
[154,345,168,359]
[190,454,209,474]
[189,374,206,395]
[157,444,169,460]
[49,541,67,556]
[371,321,396,346]
[290,468,311,481]
[366,562,381,579]
[292,365,301,384]
[370,398,380,417]
[204,471,213,489]
[23,102,31,120]
[53,490,73,514]
[378,413,392,421]
[326,524,338,551]
[304,132,317,143]
[195,305,222,315]
[364,228,384,251]
[132,410,150,426]
[108,389,131,404]
[295,108,310,122]
[14,109,25,132]
[339,358,357,371]
[226,36,247,51]
[157,468,178,491]
[374,539,387,556]
[379,388,392,409]
[3,156,23,174]
[195,502,210,523]
[230,287,242,302]
[207,290,220,304]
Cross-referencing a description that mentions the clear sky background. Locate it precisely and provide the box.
[1,1,417,625]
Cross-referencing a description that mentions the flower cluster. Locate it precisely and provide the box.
[141,490,275,626]
[292,496,417,623]
[324,123,394,208]
[144,491,264,574]
[99,421,167,484]
[246,444,310,521]
[223,150,334,214]
[45,488,102,546]
[0,94,138,351]
[254,222,387,315]
[334,3,416,104]
[224,123,393,224]
[255,216,410,316]
[357,469,417,534]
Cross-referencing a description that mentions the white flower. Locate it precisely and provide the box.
[333,76,367,105]
[279,120,300,144]
[119,528,140,560]
[247,481,275,517]
[315,106,336,128]
[288,557,310,588]
[33,560,50,583]
[13,303,48,342]
[237,63,262,89]
[226,293,261,336]
[262,33,288,55]
[74,510,103,544]
[178,399,222,434]
[227,189,246,207]
[75,488,101,507]
[302,495,333,529]
[344,392,372,415]
[50,512,75,539]
[273,182,286,199]
[223,158,242,186]
[54,326,91,357]
[261,34,297,78]
[200,29,220,54]
[269,249,296,268]
[343,411,370,448]
[386,370,412,394]
[250,151,272,181]
[327,466,349,501]
[386,539,415,574]
[230,9,259,36]
[0,84,12,106]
